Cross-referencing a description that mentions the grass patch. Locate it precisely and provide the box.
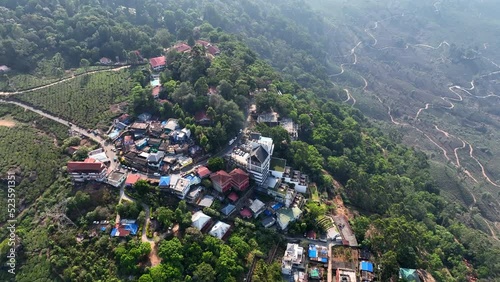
[310,184,320,202]
[270,157,286,172]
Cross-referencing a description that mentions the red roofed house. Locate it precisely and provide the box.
[117,113,130,124]
[208,86,218,95]
[194,111,212,126]
[210,170,232,193]
[67,146,80,155]
[125,174,142,187]
[67,158,107,182]
[196,166,211,179]
[134,50,143,60]
[100,57,112,65]
[196,40,210,47]
[207,45,220,56]
[195,40,220,56]
[240,208,252,219]
[152,86,161,99]
[228,192,239,202]
[149,56,166,71]
[230,168,249,191]
[173,43,192,53]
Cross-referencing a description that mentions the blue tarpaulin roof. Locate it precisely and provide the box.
[321,258,328,263]
[124,223,138,235]
[159,176,170,186]
[264,210,272,216]
[272,203,283,210]
[100,227,107,232]
[184,174,201,185]
[360,261,374,272]
[309,245,318,258]
[110,228,118,236]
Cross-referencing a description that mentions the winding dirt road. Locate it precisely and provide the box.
[348,9,500,190]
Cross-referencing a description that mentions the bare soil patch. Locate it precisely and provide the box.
[0,118,16,127]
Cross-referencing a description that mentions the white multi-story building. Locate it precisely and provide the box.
[171,177,191,199]
[246,134,274,186]
[67,158,107,182]
[282,243,304,275]
[230,133,274,187]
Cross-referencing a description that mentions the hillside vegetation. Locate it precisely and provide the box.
[0,0,499,281]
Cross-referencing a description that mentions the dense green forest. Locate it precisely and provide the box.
[0,0,499,281]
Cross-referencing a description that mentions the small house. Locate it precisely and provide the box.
[100,57,112,65]
[149,56,166,71]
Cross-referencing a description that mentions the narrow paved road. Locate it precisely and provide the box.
[0,99,119,170]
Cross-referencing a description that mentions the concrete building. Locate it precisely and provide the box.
[107,171,127,187]
[282,243,304,275]
[171,177,191,199]
[67,158,107,182]
[229,133,274,187]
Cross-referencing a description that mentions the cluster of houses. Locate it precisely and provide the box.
[282,242,378,282]
[115,116,202,174]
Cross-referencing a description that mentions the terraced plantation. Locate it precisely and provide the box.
[13,68,134,128]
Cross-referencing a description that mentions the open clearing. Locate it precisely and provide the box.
[0,118,16,127]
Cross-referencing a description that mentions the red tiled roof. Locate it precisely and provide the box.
[196,40,210,47]
[307,230,317,239]
[152,86,161,96]
[211,170,231,183]
[240,208,252,218]
[67,160,105,173]
[118,113,130,122]
[230,168,249,185]
[228,192,239,202]
[149,56,166,68]
[116,227,131,237]
[125,174,142,186]
[173,43,191,53]
[67,146,80,155]
[194,111,211,122]
[207,45,220,56]
[197,166,211,178]
[210,170,232,193]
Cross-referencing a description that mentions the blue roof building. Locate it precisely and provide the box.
[308,245,318,258]
[308,244,328,263]
[221,204,236,216]
[159,176,171,187]
[360,261,374,272]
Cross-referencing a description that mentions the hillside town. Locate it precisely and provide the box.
[61,40,430,282]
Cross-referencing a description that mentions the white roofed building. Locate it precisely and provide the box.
[209,221,230,239]
[191,211,211,231]
[282,243,304,275]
